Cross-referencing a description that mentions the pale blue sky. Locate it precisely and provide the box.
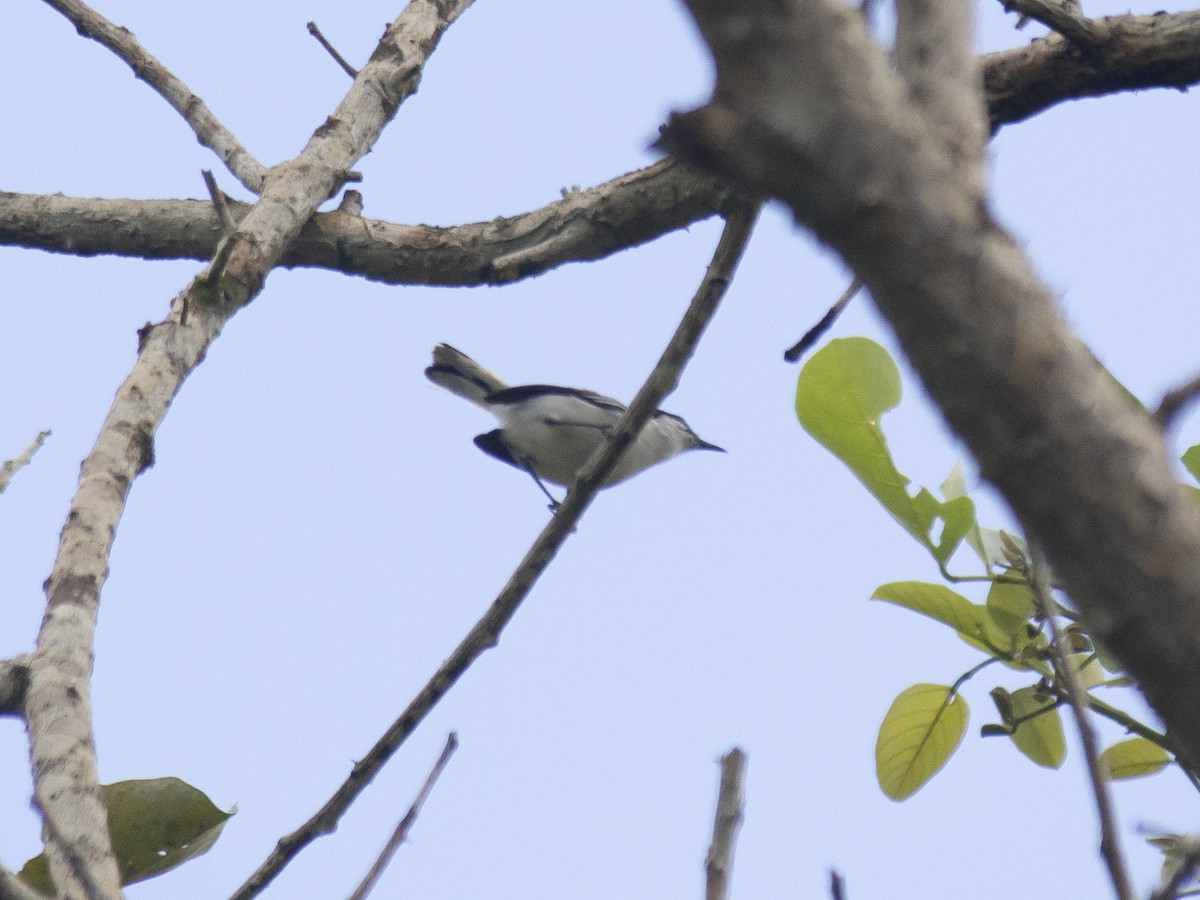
[3,1,1200,898]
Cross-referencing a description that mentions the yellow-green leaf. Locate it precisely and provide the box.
[20,777,233,892]
[1005,686,1065,769]
[872,582,999,650]
[1182,445,1200,485]
[986,581,1035,638]
[796,339,926,542]
[876,684,969,801]
[1100,738,1170,780]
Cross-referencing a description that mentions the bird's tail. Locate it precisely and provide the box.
[425,344,509,407]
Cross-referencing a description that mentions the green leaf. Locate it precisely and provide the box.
[1182,445,1200,484]
[940,464,992,567]
[1100,738,1170,780]
[1004,686,1065,769]
[986,581,1035,638]
[796,339,980,564]
[20,778,233,892]
[796,339,929,544]
[872,581,999,651]
[876,684,969,800]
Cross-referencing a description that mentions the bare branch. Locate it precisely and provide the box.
[1154,372,1200,431]
[347,734,459,900]
[665,0,1200,778]
[42,0,267,191]
[983,10,1200,129]
[1029,548,1134,900]
[232,201,758,900]
[0,657,30,717]
[24,2,475,895]
[0,159,735,285]
[894,0,986,180]
[783,276,863,362]
[1002,0,1106,50]
[202,171,234,234]
[0,431,50,494]
[308,21,359,79]
[0,865,45,900]
[704,748,746,900]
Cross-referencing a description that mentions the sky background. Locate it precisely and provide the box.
[3,1,1200,898]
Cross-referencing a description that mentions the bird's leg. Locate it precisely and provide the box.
[518,459,562,511]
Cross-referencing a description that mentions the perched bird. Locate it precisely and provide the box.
[425,344,724,506]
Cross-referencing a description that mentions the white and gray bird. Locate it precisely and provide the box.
[425,344,724,506]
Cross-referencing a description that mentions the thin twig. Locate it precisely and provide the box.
[42,0,266,191]
[194,171,237,320]
[347,733,459,900]
[1029,546,1135,900]
[0,431,50,494]
[232,202,759,900]
[783,276,863,362]
[202,170,234,233]
[830,870,847,900]
[704,748,746,900]
[1002,0,1104,50]
[308,22,359,79]
[1154,372,1200,430]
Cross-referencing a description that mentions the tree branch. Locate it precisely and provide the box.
[1029,547,1133,900]
[42,0,267,192]
[704,748,747,900]
[664,0,1200,782]
[23,2,474,896]
[1002,0,1106,50]
[0,159,735,285]
[7,10,1200,286]
[982,10,1200,129]
[0,657,30,717]
[231,201,758,900]
[0,431,50,494]
[346,733,459,900]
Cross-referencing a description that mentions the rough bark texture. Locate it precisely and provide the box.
[665,0,1200,768]
[23,1,474,896]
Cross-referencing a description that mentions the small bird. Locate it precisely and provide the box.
[425,344,724,507]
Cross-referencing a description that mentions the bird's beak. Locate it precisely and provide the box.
[696,439,726,453]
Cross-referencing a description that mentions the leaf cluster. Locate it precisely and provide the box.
[796,337,1190,837]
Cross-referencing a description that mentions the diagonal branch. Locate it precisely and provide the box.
[42,0,268,192]
[346,733,459,900]
[231,200,759,900]
[23,2,474,897]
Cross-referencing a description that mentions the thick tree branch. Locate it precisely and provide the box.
[23,2,474,897]
[0,159,735,286]
[6,10,1200,284]
[894,0,986,181]
[231,201,758,900]
[664,0,1200,779]
[42,0,267,192]
[983,10,1200,128]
